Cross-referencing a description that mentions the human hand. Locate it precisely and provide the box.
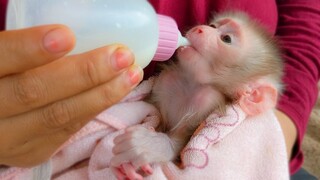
[0,25,143,167]
[111,126,176,179]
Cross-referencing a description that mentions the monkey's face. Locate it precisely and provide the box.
[177,17,257,85]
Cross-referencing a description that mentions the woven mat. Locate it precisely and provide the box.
[302,84,320,178]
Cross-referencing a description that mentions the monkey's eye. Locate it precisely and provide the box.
[221,35,232,44]
[209,24,217,28]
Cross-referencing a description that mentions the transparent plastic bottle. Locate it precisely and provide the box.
[6,0,190,68]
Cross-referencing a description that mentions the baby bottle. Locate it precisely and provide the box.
[6,0,190,68]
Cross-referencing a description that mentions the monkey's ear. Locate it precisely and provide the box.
[238,83,278,116]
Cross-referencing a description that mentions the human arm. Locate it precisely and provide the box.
[275,110,297,161]
[275,0,320,174]
[0,25,143,167]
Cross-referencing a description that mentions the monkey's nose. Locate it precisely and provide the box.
[192,27,203,34]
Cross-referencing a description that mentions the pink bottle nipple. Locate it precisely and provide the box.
[152,15,189,61]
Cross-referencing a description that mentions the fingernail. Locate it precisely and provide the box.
[111,47,134,71]
[43,28,73,53]
[127,65,143,85]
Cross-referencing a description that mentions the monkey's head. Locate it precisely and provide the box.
[176,11,283,116]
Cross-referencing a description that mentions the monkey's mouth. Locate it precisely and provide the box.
[182,34,201,52]
[175,35,203,58]
[179,45,192,51]
[176,45,197,57]
[178,36,194,50]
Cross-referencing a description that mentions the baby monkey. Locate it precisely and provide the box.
[111,11,283,179]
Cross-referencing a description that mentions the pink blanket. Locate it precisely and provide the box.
[0,79,289,180]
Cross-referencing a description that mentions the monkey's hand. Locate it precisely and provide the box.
[110,125,177,179]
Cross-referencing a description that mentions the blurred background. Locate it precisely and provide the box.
[302,82,320,179]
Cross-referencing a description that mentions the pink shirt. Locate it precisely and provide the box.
[1,0,319,175]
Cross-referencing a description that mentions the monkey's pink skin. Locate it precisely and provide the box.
[115,163,153,179]
[111,167,126,180]
[119,163,144,180]
[141,164,154,175]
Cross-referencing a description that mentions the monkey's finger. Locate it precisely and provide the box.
[141,164,153,175]
[111,167,127,180]
[113,126,149,145]
[113,133,146,154]
[113,127,143,146]
[110,150,139,167]
[0,25,75,77]
[125,125,148,133]
[113,132,131,145]
[122,163,143,180]
[113,134,150,155]
[130,155,153,171]
[112,140,134,155]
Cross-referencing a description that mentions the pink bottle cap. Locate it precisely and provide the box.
[152,15,181,61]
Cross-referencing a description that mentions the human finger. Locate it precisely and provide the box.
[0,132,60,167]
[0,66,142,166]
[0,45,134,118]
[0,25,75,77]
[2,65,143,143]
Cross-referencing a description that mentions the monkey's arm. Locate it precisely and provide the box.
[276,0,320,174]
